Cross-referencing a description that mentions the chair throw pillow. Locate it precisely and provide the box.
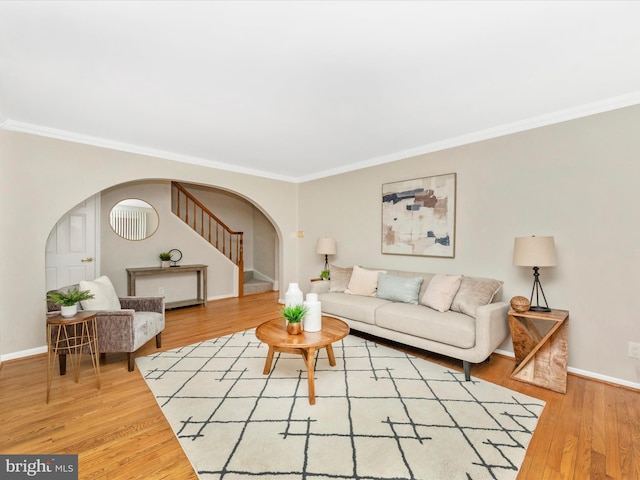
[421,273,462,312]
[329,265,353,293]
[79,276,122,310]
[345,266,386,297]
[376,273,423,304]
[450,277,503,318]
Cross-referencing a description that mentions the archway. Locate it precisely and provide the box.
[46,179,282,302]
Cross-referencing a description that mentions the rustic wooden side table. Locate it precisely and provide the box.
[508,308,569,393]
[46,311,101,403]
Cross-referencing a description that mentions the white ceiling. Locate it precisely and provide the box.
[2,1,640,182]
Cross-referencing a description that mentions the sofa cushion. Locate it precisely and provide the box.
[374,302,475,349]
[345,266,386,297]
[318,292,390,325]
[79,276,121,310]
[420,273,462,312]
[329,265,353,292]
[376,273,423,304]
[450,277,503,318]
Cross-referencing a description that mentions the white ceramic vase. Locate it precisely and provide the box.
[285,283,303,307]
[61,304,78,318]
[303,293,322,332]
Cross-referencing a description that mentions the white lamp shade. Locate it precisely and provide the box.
[316,237,336,255]
[513,236,557,267]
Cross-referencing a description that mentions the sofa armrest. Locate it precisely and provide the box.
[309,281,330,295]
[118,296,164,313]
[472,301,510,361]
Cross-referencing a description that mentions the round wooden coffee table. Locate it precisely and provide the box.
[255,316,349,405]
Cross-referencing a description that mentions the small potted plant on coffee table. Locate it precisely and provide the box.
[282,304,309,335]
[47,288,95,318]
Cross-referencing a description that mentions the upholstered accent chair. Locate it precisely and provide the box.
[47,276,165,372]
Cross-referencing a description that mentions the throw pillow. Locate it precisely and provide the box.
[329,265,353,292]
[376,273,423,304]
[79,276,122,310]
[345,266,386,297]
[450,277,503,318]
[421,273,462,312]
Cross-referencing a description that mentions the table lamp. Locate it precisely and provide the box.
[316,237,336,272]
[513,236,557,312]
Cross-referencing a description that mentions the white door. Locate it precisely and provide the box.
[45,195,98,290]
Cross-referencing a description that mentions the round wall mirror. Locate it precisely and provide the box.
[109,199,159,240]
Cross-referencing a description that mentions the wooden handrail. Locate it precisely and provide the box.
[171,181,244,296]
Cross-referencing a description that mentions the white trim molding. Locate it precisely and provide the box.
[494,349,640,391]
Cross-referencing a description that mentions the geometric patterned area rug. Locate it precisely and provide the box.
[136,329,545,480]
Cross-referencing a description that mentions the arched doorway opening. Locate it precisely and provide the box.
[46,179,281,303]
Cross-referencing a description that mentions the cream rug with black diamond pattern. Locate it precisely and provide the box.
[136,329,545,480]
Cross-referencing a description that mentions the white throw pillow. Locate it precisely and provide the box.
[79,276,122,310]
[421,273,462,312]
[345,266,386,297]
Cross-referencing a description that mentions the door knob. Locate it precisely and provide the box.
[81,257,94,262]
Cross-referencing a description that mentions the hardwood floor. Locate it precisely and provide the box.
[1,291,638,479]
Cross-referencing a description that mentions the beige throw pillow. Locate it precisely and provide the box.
[421,273,462,312]
[450,277,503,318]
[345,266,386,297]
[79,276,122,310]
[329,265,353,292]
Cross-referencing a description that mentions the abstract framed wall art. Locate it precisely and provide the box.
[382,173,456,257]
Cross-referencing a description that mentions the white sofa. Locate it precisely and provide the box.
[309,266,510,380]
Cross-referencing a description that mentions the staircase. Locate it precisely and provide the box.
[171,182,245,296]
[243,271,274,295]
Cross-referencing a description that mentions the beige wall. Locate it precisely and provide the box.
[2,104,639,386]
[0,130,298,359]
[299,104,640,386]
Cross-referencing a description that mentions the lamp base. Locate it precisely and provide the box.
[529,305,551,313]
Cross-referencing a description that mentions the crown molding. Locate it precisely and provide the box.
[4,90,640,184]
[0,120,298,183]
[297,91,640,183]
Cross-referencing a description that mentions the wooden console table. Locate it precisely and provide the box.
[126,264,208,309]
[508,308,569,393]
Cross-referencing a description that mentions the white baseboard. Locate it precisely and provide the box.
[207,294,235,302]
[3,345,638,391]
[494,348,640,391]
[1,345,47,362]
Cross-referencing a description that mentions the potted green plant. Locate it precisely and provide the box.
[282,304,309,335]
[159,252,172,268]
[319,269,330,280]
[47,288,95,318]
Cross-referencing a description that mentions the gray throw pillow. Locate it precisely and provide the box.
[376,272,423,304]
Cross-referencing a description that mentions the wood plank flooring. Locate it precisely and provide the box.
[1,291,638,479]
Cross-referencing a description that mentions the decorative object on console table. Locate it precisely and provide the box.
[382,173,456,258]
[159,252,172,268]
[508,308,569,393]
[513,235,557,312]
[168,248,182,267]
[316,237,336,277]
